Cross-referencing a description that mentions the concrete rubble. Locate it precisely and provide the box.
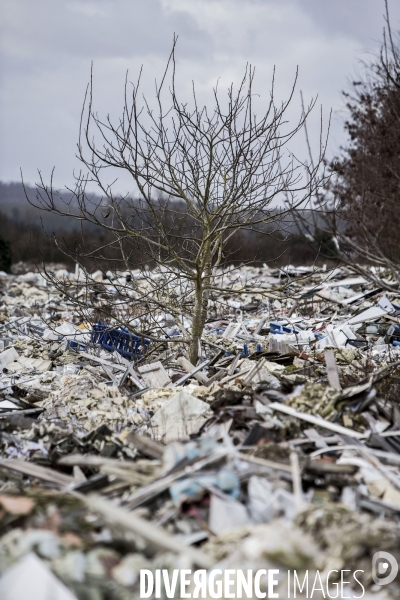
[0,263,400,598]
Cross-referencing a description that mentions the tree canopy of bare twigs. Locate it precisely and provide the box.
[24,39,327,364]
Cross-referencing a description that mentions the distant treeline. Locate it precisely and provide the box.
[0,181,328,272]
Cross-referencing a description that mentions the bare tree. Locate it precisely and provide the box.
[25,40,327,364]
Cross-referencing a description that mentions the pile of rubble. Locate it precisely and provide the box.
[0,264,400,598]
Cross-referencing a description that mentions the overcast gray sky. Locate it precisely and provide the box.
[1,0,399,193]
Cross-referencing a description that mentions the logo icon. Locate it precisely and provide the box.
[372,552,398,586]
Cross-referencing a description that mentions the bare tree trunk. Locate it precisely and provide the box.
[189,283,204,364]
[189,256,213,364]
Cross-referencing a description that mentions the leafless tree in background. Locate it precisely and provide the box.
[25,39,327,364]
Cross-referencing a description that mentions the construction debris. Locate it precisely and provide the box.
[1,263,400,598]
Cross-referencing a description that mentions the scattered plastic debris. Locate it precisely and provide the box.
[1,263,400,598]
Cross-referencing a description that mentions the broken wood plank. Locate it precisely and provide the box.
[227,353,240,376]
[0,459,74,487]
[0,407,44,418]
[177,356,209,386]
[254,317,268,335]
[77,353,146,389]
[125,432,164,460]
[78,352,141,383]
[290,451,304,511]
[172,360,210,387]
[243,358,266,384]
[268,403,365,439]
[238,452,292,473]
[206,368,228,386]
[219,366,251,385]
[222,322,241,339]
[77,351,128,371]
[324,349,341,390]
[138,361,171,388]
[77,494,213,568]
[125,450,230,510]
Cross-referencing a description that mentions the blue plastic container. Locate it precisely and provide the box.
[91,320,150,360]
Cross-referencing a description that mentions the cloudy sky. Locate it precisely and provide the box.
[1,0,399,193]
